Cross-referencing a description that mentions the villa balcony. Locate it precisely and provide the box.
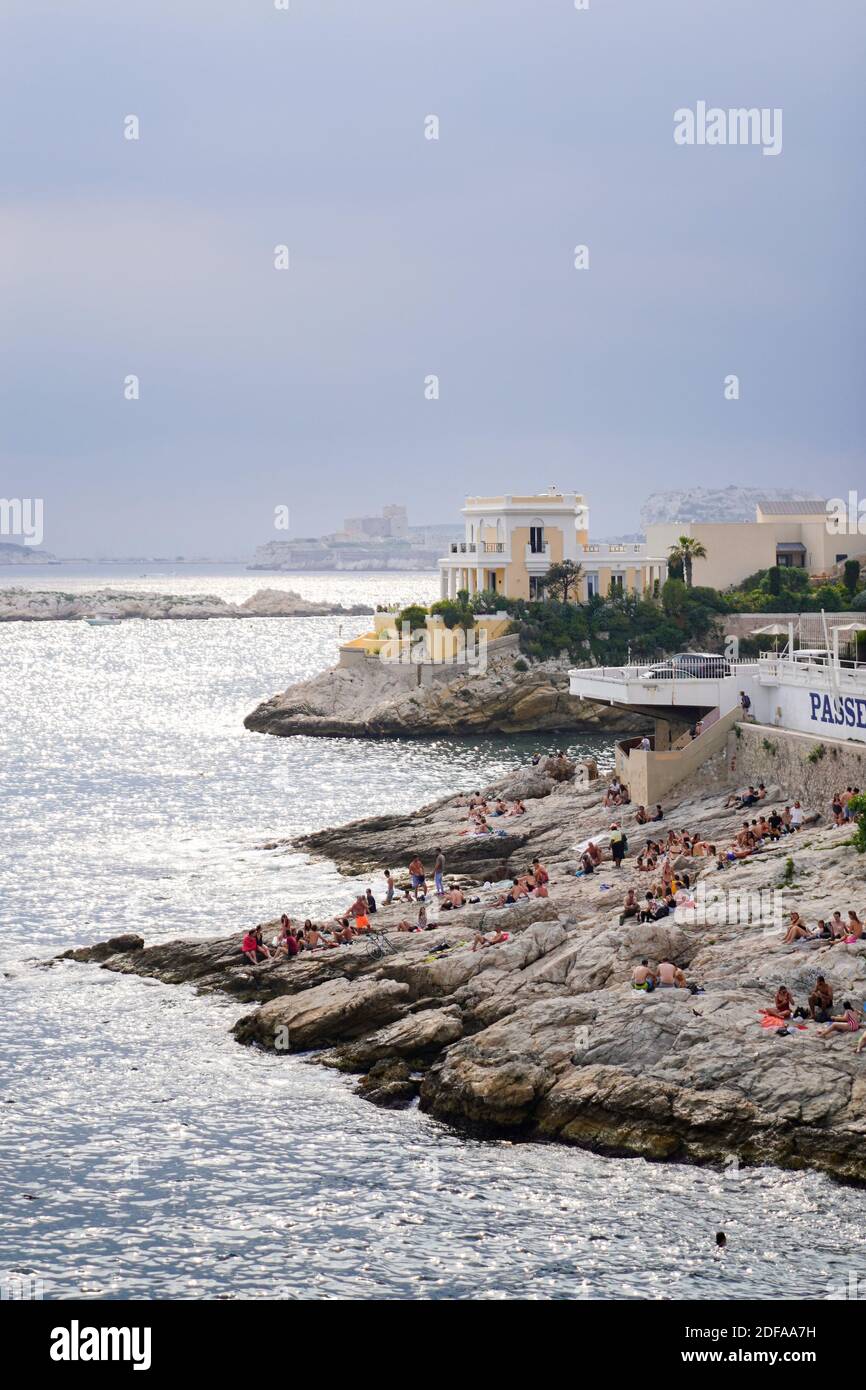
[525,542,551,567]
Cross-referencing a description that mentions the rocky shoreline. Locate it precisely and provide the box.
[244,649,645,739]
[61,756,866,1184]
[0,587,373,622]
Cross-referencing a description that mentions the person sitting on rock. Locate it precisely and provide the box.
[762,985,795,1020]
[507,800,526,816]
[808,976,833,1022]
[632,959,656,990]
[495,878,529,906]
[651,804,664,821]
[620,888,639,925]
[843,910,864,942]
[603,777,622,808]
[241,928,270,965]
[532,857,549,887]
[818,1001,861,1038]
[782,912,812,943]
[828,911,846,940]
[637,892,660,923]
[655,958,678,988]
[275,916,299,958]
[439,885,464,911]
[635,804,649,824]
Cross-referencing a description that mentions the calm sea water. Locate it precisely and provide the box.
[1,568,864,1301]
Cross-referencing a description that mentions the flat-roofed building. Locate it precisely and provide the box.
[645,499,847,591]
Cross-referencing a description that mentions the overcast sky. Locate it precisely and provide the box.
[3,0,864,557]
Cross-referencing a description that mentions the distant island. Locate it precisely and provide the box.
[0,540,59,565]
[0,587,374,622]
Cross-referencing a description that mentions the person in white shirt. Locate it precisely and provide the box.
[790,802,804,830]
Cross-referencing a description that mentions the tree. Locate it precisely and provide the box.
[540,559,583,603]
[843,558,861,599]
[668,536,708,587]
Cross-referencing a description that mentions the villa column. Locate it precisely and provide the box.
[439,568,448,599]
[476,566,484,594]
[447,568,456,599]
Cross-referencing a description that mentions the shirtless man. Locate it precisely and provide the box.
[808,976,833,1022]
[632,959,656,990]
[656,958,678,988]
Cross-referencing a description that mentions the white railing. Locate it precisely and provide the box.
[580,543,646,558]
[757,656,866,690]
[571,658,757,683]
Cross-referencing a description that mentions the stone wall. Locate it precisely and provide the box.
[727,721,866,806]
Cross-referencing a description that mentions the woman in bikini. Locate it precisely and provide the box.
[819,1002,861,1038]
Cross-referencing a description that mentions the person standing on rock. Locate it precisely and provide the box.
[609,823,626,869]
[408,855,426,899]
[383,869,395,905]
[433,848,445,896]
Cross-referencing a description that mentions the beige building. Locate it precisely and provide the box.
[645,499,846,591]
[438,488,668,601]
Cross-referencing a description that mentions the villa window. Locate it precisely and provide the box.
[529,576,545,600]
[529,522,545,554]
[586,573,599,597]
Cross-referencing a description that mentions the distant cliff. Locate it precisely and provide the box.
[640,486,818,529]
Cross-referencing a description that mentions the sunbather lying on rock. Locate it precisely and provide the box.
[472,929,509,951]
[818,1002,861,1038]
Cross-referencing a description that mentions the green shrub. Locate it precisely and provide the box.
[847,793,866,853]
[398,604,428,631]
[807,743,825,764]
[513,657,529,672]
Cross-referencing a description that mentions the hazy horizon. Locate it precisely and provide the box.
[3,0,864,557]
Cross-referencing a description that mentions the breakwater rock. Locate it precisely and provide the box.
[244,650,645,739]
[0,587,373,622]
[63,768,866,1183]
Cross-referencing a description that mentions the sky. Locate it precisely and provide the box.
[2,0,864,557]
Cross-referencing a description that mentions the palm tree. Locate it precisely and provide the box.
[668,536,707,587]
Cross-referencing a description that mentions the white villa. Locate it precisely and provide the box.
[438,488,669,601]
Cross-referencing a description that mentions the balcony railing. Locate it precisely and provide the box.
[449,542,477,553]
[482,542,506,553]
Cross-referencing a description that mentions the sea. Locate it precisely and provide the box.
[1,565,863,1301]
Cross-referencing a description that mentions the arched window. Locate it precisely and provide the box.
[529,517,545,554]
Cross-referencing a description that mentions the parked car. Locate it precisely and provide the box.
[641,651,731,680]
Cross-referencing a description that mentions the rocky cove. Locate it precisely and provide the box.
[62,757,866,1185]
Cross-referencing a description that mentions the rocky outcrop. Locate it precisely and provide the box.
[244,650,646,739]
[0,587,372,622]
[63,766,866,1183]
